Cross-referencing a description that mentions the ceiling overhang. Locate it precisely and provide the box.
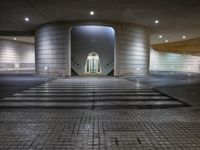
[152,37,200,53]
[0,0,200,43]
[0,31,34,36]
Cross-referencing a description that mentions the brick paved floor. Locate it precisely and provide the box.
[0,76,199,150]
[0,109,199,150]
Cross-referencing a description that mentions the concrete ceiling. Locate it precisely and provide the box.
[0,0,200,44]
[152,37,200,52]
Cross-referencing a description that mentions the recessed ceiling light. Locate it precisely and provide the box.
[90,11,94,15]
[159,35,163,39]
[13,38,17,40]
[165,40,168,43]
[25,17,29,22]
[182,35,186,39]
[155,20,159,24]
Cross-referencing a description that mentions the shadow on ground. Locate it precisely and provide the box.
[0,74,54,98]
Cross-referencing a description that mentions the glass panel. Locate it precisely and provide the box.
[85,52,101,74]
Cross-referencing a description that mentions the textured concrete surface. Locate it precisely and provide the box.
[0,109,199,150]
[35,21,150,76]
[150,49,200,73]
[126,71,200,108]
[0,73,199,149]
[0,38,35,72]
[0,74,53,99]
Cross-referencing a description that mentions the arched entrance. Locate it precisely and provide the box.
[85,52,101,75]
[70,25,115,76]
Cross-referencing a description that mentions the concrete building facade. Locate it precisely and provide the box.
[35,21,151,76]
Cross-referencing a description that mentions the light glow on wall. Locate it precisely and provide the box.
[137,68,140,70]
[44,66,48,70]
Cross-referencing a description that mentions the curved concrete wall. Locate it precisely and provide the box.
[115,23,150,75]
[35,23,70,76]
[35,21,150,76]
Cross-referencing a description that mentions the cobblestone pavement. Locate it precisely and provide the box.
[0,77,199,150]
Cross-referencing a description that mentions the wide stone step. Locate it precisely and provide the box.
[12,92,161,97]
[0,101,185,109]
[2,96,171,101]
[24,89,155,93]
[0,77,190,109]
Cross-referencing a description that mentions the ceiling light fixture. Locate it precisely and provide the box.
[182,35,186,39]
[90,11,94,15]
[155,20,159,24]
[25,17,29,22]
[13,38,17,40]
[159,35,163,39]
[165,40,168,43]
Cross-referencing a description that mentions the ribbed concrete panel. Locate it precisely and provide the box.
[35,21,150,76]
[150,49,200,73]
[115,24,150,76]
[35,22,70,76]
[0,39,35,72]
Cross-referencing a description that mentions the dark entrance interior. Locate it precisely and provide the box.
[71,25,115,76]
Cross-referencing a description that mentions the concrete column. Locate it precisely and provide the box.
[35,22,71,76]
[115,23,150,76]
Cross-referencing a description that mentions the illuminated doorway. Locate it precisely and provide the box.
[70,25,115,76]
[85,52,102,74]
